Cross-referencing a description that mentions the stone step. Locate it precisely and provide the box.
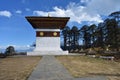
[27,51,68,55]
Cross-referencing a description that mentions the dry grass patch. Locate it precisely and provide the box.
[56,55,120,80]
[0,56,41,80]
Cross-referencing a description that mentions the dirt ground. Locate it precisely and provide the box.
[56,55,120,80]
[0,56,41,80]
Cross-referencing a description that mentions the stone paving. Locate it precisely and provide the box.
[27,55,107,80]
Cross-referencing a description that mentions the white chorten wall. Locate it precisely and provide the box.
[27,29,68,55]
[34,37,61,51]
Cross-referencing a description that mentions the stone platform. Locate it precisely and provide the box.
[27,51,68,55]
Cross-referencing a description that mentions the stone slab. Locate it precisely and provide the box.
[27,51,68,55]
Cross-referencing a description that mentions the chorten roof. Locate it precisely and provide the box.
[25,16,70,29]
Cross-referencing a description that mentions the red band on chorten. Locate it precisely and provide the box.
[36,31,60,37]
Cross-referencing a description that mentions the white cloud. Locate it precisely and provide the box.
[14,45,32,50]
[25,8,30,11]
[33,0,120,24]
[16,10,22,14]
[0,10,12,18]
[86,0,120,15]
[33,6,102,24]
[33,7,66,17]
[80,0,91,3]
[0,45,34,52]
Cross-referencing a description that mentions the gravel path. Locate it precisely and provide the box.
[27,55,107,80]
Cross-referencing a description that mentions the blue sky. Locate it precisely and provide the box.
[0,0,120,51]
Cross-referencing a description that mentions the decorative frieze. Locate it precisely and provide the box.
[36,31,60,37]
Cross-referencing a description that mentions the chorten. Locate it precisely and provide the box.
[26,16,70,55]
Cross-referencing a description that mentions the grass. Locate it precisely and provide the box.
[56,55,120,80]
[0,56,41,80]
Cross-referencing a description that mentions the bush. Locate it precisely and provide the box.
[0,53,7,58]
[5,46,15,56]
